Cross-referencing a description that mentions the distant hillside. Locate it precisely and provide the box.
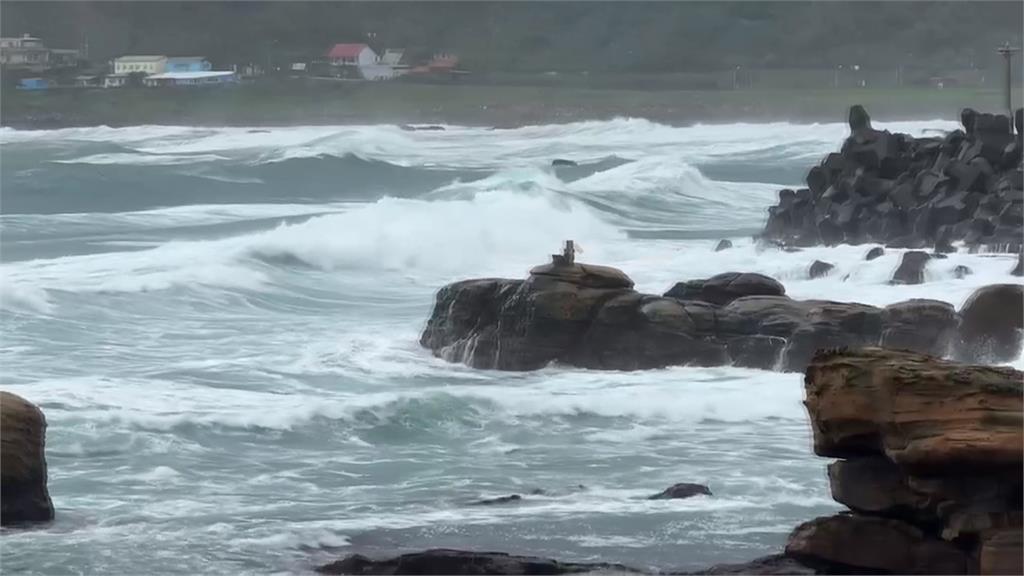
[2,1,1021,74]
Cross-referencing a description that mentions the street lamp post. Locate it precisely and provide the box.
[997,42,1019,134]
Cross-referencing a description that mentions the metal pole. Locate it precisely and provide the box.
[997,42,1019,134]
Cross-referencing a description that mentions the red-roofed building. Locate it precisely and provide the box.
[325,43,377,67]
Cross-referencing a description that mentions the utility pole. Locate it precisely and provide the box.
[997,42,1019,134]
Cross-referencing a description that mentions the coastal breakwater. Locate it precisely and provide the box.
[761,106,1023,253]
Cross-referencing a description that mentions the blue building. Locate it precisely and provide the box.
[164,57,212,73]
[17,77,50,90]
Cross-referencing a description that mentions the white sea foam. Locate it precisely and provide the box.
[2,118,960,170]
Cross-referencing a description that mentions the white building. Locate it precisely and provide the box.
[0,34,78,71]
[113,55,167,75]
[142,70,237,87]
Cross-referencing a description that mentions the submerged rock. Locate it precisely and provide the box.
[714,239,733,252]
[647,483,712,500]
[551,158,578,167]
[865,247,885,261]
[808,261,835,279]
[951,264,972,279]
[471,494,523,506]
[316,549,637,575]
[682,554,823,575]
[1,391,54,526]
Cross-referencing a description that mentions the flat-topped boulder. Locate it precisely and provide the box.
[803,347,1022,470]
[528,262,635,290]
[664,272,785,306]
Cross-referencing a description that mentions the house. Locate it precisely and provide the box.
[0,34,78,71]
[326,43,377,67]
[142,70,237,87]
[17,77,50,91]
[103,74,129,88]
[165,57,212,73]
[113,55,167,75]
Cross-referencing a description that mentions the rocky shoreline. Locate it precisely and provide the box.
[419,258,1021,373]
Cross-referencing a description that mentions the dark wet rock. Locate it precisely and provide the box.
[423,259,1007,373]
[951,264,972,279]
[1,392,54,526]
[955,284,1024,363]
[316,549,637,575]
[551,159,578,167]
[472,494,522,506]
[879,299,956,357]
[682,554,824,575]
[864,247,885,261]
[726,335,786,370]
[785,514,969,575]
[714,239,733,252]
[827,457,927,518]
[1012,252,1023,276]
[648,483,712,500]
[664,272,785,306]
[890,251,931,285]
[808,261,834,279]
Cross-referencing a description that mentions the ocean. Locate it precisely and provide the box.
[1,118,1019,574]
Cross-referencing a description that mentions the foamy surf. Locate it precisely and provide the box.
[1,117,1017,575]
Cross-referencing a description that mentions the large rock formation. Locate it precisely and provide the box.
[762,106,1023,253]
[1,391,54,525]
[316,549,637,575]
[422,260,986,373]
[787,348,1023,575]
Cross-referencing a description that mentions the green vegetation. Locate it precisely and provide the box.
[2,1,1021,74]
[3,81,1018,128]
